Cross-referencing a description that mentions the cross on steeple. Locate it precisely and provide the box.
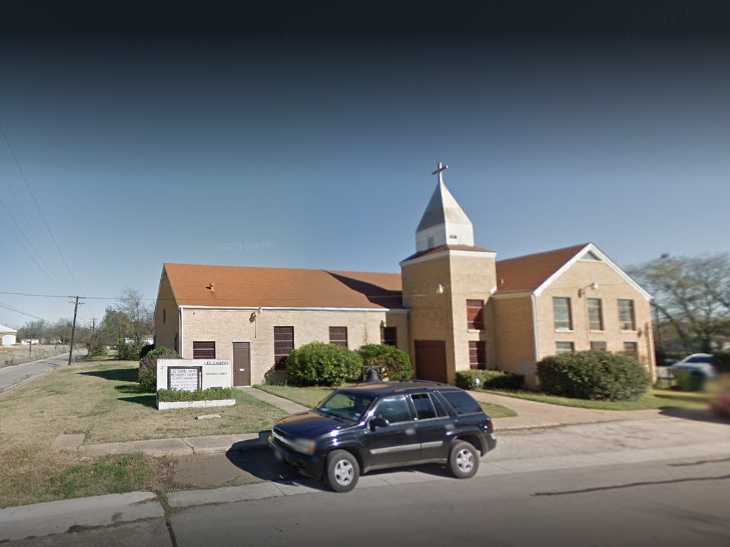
[432,161,448,184]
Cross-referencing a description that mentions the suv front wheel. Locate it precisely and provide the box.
[449,440,480,479]
[325,449,360,492]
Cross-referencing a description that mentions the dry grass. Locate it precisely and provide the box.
[0,359,285,507]
[0,344,68,367]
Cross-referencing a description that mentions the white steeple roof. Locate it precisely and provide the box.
[415,162,475,252]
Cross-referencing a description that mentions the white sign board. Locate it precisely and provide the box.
[157,359,232,391]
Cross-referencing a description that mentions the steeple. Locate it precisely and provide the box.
[415,162,475,252]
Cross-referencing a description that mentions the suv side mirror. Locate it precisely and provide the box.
[370,417,389,430]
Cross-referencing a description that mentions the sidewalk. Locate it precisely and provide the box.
[472,390,663,430]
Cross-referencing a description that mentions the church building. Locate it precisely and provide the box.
[154,164,655,388]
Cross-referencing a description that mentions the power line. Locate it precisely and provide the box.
[0,301,45,321]
[0,196,55,280]
[0,122,76,285]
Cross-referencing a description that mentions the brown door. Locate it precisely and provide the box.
[232,342,251,386]
[414,340,448,383]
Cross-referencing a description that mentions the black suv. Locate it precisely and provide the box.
[268,381,497,492]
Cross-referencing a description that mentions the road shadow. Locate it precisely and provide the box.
[659,406,730,424]
[225,432,453,490]
[226,433,328,491]
[79,368,137,382]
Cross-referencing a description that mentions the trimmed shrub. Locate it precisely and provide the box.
[537,350,650,401]
[286,342,363,386]
[158,387,233,402]
[713,352,730,374]
[358,344,413,381]
[674,369,706,392]
[138,346,178,392]
[455,370,524,391]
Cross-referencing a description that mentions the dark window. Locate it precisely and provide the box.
[174,333,179,353]
[466,299,484,330]
[193,341,215,359]
[162,308,166,324]
[553,297,573,330]
[430,392,449,417]
[329,326,348,348]
[411,393,437,419]
[439,390,482,415]
[556,341,575,354]
[618,299,636,330]
[274,326,294,369]
[587,298,604,330]
[468,341,487,369]
[374,395,412,423]
[623,341,639,359]
[590,341,607,351]
[381,326,397,346]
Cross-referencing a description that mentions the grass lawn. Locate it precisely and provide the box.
[484,388,711,411]
[256,384,518,418]
[0,359,286,507]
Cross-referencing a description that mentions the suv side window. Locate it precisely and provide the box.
[410,393,438,420]
[439,390,482,415]
[374,395,412,423]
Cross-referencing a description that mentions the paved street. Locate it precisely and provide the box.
[0,350,82,393]
[7,454,730,547]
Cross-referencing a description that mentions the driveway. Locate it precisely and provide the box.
[473,390,664,430]
[0,350,84,393]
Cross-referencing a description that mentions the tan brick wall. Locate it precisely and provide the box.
[401,250,496,384]
[153,270,179,351]
[535,259,656,382]
[180,307,409,385]
[492,294,536,380]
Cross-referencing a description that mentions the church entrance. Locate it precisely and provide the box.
[414,340,448,383]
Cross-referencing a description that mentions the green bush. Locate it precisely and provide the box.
[455,370,524,390]
[713,352,730,374]
[139,344,155,360]
[286,342,363,386]
[673,369,706,392]
[117,340,143,361]
[537,350,650,401]
[157,387,233,401]
[138,346,178,393]
[357,344,413,381]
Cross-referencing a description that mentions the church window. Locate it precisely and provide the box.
[274,326,295,369]
[466,300,484,330]
[553,297,573,330]
[329,326,348,348]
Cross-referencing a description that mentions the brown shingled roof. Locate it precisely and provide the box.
[495,243,589,293]
[163,263,404,309]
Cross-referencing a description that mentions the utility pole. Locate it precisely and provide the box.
[68,296,80,366]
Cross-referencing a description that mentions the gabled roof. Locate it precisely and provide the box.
[416,180,473,231]
[495,242,652,301]
[163,263,405,310]
[496,243,589,293]
[0,323,17,334]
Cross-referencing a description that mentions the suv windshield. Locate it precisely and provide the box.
[317,391,375,422]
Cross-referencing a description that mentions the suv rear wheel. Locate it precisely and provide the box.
[325,449,360,492]
[449,440,480,479]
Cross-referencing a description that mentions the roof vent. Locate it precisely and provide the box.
[205,282,215,292]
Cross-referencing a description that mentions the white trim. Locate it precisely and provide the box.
[531,293,541,362]
[532,243,652,301]
[179,305,407,313]
[178,306,184,358]
[400,249,496,267]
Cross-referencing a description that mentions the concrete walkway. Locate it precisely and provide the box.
[245,387,309,413]
[474,390,663,430]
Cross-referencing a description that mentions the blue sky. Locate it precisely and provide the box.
[1,39,729,327]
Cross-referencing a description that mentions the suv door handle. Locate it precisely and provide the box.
[405,427,416,436]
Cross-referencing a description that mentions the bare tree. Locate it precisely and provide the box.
[628,254,730,353]
[115,289,153,343]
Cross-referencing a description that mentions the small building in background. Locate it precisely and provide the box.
[0,324,17,346]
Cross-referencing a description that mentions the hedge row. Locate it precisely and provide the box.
[158,387,233,401]
[455,370,524,390]
[537,350,650,401]
[713,352,730,374]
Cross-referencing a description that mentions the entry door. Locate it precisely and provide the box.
[414,340,448,383]
[232,342,251,386]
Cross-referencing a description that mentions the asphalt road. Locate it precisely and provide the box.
[10,455,730,547]
[0,349,84,392]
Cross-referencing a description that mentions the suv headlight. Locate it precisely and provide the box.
[293,438,316,455]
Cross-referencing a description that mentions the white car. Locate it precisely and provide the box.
[668,353,717,378]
